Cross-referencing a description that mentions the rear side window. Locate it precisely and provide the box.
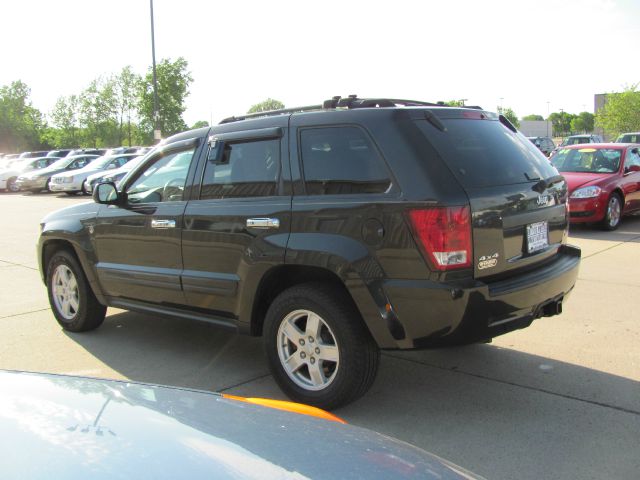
[300,126,391,195]
[416,118,558,188]
[200,138,279,199]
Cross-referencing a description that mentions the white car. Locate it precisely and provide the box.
[0,157,58,192]
[49,154,138,195]
[84,155,146,193]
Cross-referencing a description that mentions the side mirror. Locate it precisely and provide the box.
[93,182,120,204]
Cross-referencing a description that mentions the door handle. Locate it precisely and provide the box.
[151,219,176,229]
[246,218,280,229]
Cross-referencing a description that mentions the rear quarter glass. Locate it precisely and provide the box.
[415,118,558,188]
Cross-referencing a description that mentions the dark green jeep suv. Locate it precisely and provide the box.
[38,97,581,408]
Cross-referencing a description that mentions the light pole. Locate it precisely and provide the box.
[150,0,161,142]
[546,101,550,137]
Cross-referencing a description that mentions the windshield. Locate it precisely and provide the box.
[551,148,621,173]
[23,158,53,172]
[47,157,74,169]
[86,156,115,170]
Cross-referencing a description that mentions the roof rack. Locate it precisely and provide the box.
[219,95,467,124]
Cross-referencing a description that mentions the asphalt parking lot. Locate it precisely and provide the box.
[1,192,639,480]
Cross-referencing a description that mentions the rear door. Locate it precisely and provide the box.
[415,111,568,279]
[181,125,291,323]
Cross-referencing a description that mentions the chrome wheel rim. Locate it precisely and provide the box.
[608,196,621,227]
[8,178,19,192]
[277,309,340,391]
[52,265,80,321]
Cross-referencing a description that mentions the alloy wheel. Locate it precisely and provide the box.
[51,264,80,320]
[277,309,340,391]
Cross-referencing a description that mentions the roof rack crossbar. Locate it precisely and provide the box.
[220,104,323,124]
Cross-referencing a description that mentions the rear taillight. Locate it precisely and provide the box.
[407,206,472,271]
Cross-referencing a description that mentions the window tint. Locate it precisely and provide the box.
[200,139,279,199]
[416,119,558,188]
[127,149,195,203]
[300,127,391,195]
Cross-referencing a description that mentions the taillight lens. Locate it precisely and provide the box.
[407,206,472,271]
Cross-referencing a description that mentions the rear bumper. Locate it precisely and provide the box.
[380,245,581,348]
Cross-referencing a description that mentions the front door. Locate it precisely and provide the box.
[93,145,198,306]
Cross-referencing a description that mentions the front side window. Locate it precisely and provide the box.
[200,138,279,199]
[299,126,391,195]
[126,149,195,203]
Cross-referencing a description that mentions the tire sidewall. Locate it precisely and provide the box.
[264,288,366,406]
[46,251,91,331]
[603,193,622,230]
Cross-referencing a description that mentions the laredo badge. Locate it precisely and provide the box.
[478,252,499,270]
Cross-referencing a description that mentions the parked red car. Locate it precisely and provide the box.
[550,143,640,230]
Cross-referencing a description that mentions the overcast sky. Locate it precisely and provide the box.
[2,0,639,127]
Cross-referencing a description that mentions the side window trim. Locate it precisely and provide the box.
[198,137,282,200]
[296,124,394,196]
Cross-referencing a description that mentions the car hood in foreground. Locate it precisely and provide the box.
[0,371,480,480]
[561,172,612,192]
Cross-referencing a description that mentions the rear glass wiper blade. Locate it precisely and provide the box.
[424,111,447,132]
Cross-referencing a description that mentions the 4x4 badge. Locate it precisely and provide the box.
[478,252,499,270]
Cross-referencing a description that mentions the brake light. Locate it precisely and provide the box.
[407,206,472,270]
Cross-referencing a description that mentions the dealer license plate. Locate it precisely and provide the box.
[527,221,549,254]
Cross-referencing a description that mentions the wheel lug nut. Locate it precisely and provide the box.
[315,347,320,354]
[299,339,305,346]
[308,336,314,343]
[310,357,315,364]
[300,352,306,359]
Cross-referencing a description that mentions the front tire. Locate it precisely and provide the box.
[601,193,622,230]
[46,250,106,332]
[263,283,380,409]
[7,177,19,192]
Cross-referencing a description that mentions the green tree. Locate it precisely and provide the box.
[191,120,209,129]
[138,57,193,141]
[79,77,119,148]
[248,98,285,113]
[595,84,640,138]
[497,106,520,128]
[0,80,46,152]
[114,66,141,146]
[442,99,465,107]
[522,114,544,121]
[49,95,80,148]
[570,112,594,134]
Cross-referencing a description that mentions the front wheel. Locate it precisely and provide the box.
[46,250,106,332]
[7,177,19,192]
[601,193,622,230]
[263,283,380,409]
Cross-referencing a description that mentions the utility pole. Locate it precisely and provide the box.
[150,0,161,142]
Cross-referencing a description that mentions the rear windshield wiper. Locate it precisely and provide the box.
[531,174,565,193]
[424,111,447,132]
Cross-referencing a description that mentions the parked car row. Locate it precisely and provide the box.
[0,146,153,194]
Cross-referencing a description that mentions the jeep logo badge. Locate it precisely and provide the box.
[537,195,550,206]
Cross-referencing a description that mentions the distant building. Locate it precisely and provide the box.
[519,120,553,138]
[594,93,607,140]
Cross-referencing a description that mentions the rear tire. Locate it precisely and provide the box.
[601,193,622,231]
[263,283,380,409]
[46,249,106,332]
[45,178,52,192]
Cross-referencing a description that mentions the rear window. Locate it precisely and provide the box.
[416,118,558,188]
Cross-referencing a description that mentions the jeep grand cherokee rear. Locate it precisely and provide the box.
[38,97,580,410]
